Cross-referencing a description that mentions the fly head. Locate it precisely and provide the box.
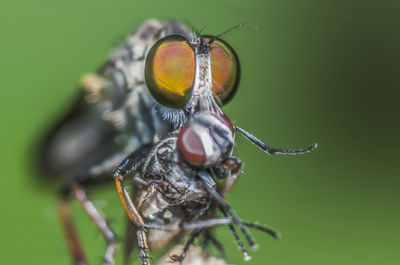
[144,32,240,126]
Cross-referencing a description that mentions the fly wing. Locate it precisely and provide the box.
[37,20,192,181]
[37,90,117,179]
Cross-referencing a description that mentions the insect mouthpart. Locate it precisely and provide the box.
[177,111,234,167]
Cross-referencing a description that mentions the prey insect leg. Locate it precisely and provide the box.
[220,208,251,260]
[179,218,278,239]
[242,222,279,240]
[198,171,256,249]
[146,216,277,262]
[198,172,255,245]
[235,126,317,155]
[169,228,203,263]
[113,144,154,265]
[218,157,279,239]
[202,230,225,258]
[183,202,211,222]
[146,217,277,238]
[215,158,251,259]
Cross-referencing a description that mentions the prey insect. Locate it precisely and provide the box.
[38,20,317,265]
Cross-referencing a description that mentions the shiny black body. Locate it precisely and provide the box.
[131,134,212,251]
[113,125,283,264]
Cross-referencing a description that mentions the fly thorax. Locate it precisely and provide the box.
[177,111,234,167]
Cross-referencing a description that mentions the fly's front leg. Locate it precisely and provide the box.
[113,144,154,265]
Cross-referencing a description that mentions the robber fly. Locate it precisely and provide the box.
[38,20,316,265]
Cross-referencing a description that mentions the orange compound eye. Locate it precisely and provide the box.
[207,37,240,105]
[145,35,195,109]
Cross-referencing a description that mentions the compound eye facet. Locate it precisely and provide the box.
[208,37,240,105]
[145,35,195,109]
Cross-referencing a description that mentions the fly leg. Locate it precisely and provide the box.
[202,230,225,258]
[235,126,317,155]
[208,213,278,260]
[146,217,278,262]
[57,199,87,265]
[198,171,258,259]
[169,202,212,262]
[211,157,254,259]
[113,144,154,265]
[221,209,252,260]
[179,214,251,260]
[73,184,117,265]
[169,228,203,263]
[176,218,278,239]
[59,153,125,265]
[209,161,279,260]
[218,157,252,259]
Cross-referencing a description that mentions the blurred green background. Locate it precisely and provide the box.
[1,0,399,264]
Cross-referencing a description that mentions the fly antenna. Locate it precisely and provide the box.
[208,23,245,45]
[216,23,244,38]
[191,26,196,39]
[195,25,207,37]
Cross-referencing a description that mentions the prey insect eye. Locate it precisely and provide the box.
[177,124,207,166]
[145,35,195,109]
[207,36,240,105]
[177,111,234,167]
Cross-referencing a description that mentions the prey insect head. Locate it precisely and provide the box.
[144,33,240,113]
[177,111,234,167]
